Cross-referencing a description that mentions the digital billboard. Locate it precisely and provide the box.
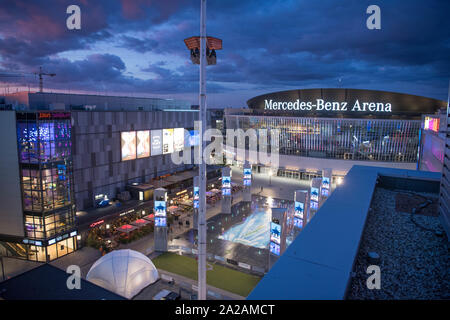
[243,179,251,186]
[121,131,136,161]
[189,130,200,147]
[173,128,185,152]
[222,188,231,196]
[243,168,252,179]
[270,222,281,244]
[294,217,303,228]
[193,186,199,209]
[310,200,318,210]
[155,217,166,227]
[321,177,330,190]
[151,130,162,156]
[154,200,166,217]
[269,241,280,256]
[294,201,304,219]
[136,130,150,158]
[310,187,319,202]
[321,188,329,197]
[163,129,174,154]
[222,176,231,189]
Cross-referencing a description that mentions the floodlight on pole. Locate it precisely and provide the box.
[184,0,222,301]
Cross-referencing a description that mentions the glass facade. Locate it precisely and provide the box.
[226,115,421,163]
[13,112,77,262]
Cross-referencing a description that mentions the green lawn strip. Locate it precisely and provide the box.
[152,252,261,297]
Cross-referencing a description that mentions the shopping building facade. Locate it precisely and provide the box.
[0,92,200,262]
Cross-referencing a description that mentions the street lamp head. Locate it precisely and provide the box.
[184,36,222,65]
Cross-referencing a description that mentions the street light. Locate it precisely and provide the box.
[184,0,222,301]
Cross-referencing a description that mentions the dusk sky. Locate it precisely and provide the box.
[0,0,449,107]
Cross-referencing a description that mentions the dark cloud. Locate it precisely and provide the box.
[0,0,449,105]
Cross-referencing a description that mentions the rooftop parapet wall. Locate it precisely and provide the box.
[247,165,441,300]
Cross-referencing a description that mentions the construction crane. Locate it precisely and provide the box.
[34,66,56,93]
[0,66,56,93]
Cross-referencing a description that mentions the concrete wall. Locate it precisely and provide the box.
[71,111,197,210]
[0,111,24,237]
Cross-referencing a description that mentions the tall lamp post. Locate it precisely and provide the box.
[184,0,222,300]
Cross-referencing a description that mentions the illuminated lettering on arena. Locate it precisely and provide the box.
[264,99,392,113]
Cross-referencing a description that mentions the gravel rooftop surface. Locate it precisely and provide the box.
[347,187,450,300]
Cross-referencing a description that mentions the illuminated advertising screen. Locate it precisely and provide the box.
[222,176,231,189]
[189,130,199,147]
[163,129,174,154]
[321,188,329,197]
[294,201,304,219]
[270,222,281,244]
[222,188,231,196]
[310,200,318,210]
[151,130,162,156]
[294,217,303,228]
[243,168,252,180]
[173,128,185,152]
[243,179,251,186]
[121,131,136,161]
[154,200,166,217]
[193,186,199,209]
[310,187,319,202]
[321,177,330,190]
[269,242,280,256]
[155,217,166,227]
[136,130,150,158]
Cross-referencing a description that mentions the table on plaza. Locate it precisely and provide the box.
[130,218,151,228]
[117,224,137,234]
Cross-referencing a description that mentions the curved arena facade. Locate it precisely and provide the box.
[225,88,447,179]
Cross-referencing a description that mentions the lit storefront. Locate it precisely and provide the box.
[225,88,447,177]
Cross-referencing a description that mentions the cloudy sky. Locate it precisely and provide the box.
[0,0,449,107]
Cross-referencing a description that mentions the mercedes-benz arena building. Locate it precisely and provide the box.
[225,88,447,180]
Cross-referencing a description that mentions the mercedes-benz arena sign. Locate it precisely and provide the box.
[247,88,446,118]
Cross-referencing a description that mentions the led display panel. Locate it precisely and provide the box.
[151,130,162,156]
[173,128,185,152]
[121,131,136,161]
[155,217,166,227]
[293,217,303,228]
[136,130,150,158]
[163,129,174,154]
[189,130,200,147]
[294,201,304,219]
[270,222,281,244]
[321,177,330,190]
[154,200,166,217]
[193,186,199,209]
[269,242,280,256]
[222,176,231,189]
[310,187,319,202]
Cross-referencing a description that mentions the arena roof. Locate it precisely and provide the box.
[246,88,446,119]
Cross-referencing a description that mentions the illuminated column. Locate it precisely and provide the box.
[221,166,232,214]
[320,168,332,205]
[309,178,321,222]
[269,208,287,269]
[193,176,199,231]
[294,190,309,233]
[154,188,168,252]
[243,161,252,202]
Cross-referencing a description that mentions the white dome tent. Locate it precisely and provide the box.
[86,249,159,299]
